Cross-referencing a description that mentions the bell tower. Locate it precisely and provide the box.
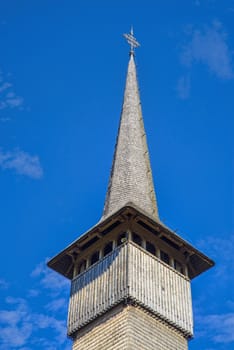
[48,30,214,350]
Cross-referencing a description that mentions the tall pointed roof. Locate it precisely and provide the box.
[48,33,214,282]
[102,52,159,221]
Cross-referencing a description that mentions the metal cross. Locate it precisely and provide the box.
[123,27,140,55]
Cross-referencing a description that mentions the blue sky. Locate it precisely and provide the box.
[0,1,233,349]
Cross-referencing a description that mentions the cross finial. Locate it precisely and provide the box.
[123,27,140,55]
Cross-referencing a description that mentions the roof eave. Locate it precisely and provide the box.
[47,204,214,280]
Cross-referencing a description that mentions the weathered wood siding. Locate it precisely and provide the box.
[128,243,193,336]
[68,244,128,335]
[68,242,193,337]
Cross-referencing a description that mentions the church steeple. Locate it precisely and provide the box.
[103,36,158,221]
[47,31,214,350]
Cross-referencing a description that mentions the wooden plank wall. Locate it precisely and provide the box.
[68,242,193,337]
[128,243,193,335]
[68,244,128,335]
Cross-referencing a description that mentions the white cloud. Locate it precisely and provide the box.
[0,117,11,122]
[31,260,69,294]
[196,312,234,344]
[6,96,24,109]
[0,72,24,113]
[0,297,69,349]
[34,314,67,343]
[0,261,71,349]
[190,235,234,346]
[27,289,40,298]
[0,82,12,93]
[46,298,67,312]
[0,298,33,348]
[30,261,46,278]
[176,74,191,99]
[181,21,234,79]
[196,235,234,281]
[0,148,43,179]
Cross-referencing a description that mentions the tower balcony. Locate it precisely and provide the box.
[68,240,193,338]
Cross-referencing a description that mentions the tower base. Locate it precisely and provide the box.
[72,304,188,350]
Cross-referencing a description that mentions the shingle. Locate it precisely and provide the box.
[102,54,159,221]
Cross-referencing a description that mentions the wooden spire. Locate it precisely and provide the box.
[102,54,159,221]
